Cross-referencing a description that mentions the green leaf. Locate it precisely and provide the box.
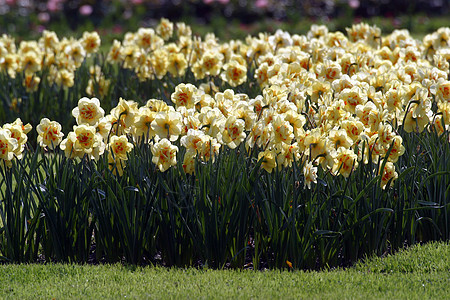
[314,230,342,237]
[353,175,381,204]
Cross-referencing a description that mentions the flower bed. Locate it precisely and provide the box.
[0,20,449,268]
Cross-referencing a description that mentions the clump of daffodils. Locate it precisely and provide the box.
[0,29,102,93]
[0,118,32,168]
[2,20,450,187]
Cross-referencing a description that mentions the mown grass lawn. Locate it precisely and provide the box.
[0,241,448,299]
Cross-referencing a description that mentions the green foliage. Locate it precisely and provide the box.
[0,150,41,262]
[30,151,95,263]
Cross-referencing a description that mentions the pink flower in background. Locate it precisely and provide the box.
[47,0,63,12]
[79,4,93,16]
[255,0,269,8]
[38,12,50,23]
[203,0,229,4]
[348,0,360,9]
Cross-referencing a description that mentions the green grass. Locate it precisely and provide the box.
[0,241,448,299]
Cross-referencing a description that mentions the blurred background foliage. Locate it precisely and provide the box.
[1,0,449,43]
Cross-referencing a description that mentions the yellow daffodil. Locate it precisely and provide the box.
[0,128,18,166]
[151,111,183,142]
[258,148,277,173]
[36,118,64,150]
[221,59,247,87]
[60,132,82,159]
[167,52,188,77]
[72,97,105,126]
[2,120,30,159]
[332,147,358,178]
[151,138,178,172]
[379,160,398,189]
[81,31,101,55]
[222,115,246,149]
[182,150,196,175]
[72,124,104,159]
[156,18,174,41]
[171,83,198,109]
[303,161,318,189]
[272,114,294,144]
[109,135,133,161]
